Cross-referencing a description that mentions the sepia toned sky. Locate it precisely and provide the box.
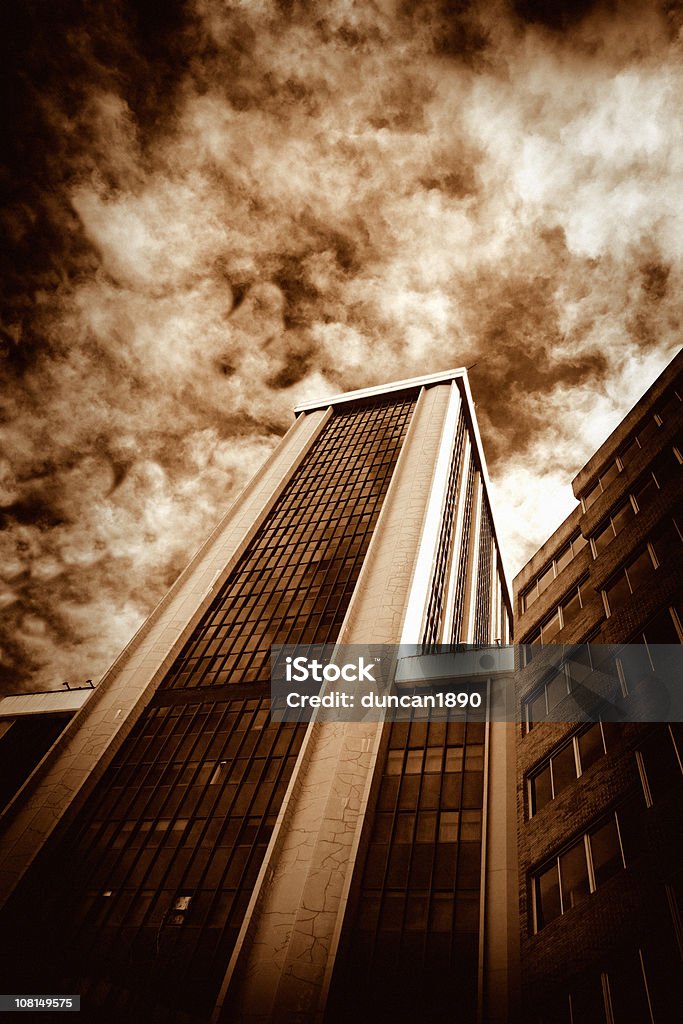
[1,0,681,693]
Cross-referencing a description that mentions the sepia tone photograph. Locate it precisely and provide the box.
[0,1,681,1021]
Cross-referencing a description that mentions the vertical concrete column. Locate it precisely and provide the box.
[218,384,451,1024]
[483,720,521,1024]
[0,409,329,907]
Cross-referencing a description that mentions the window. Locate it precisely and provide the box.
[656,387,682,423]
[636,725,683,806]
[538,951,655,1024]
[603,547,658,616]
[168,893,193,925]
[605,950,654,1024]
[592,500,635,554]
[524,645,622,730]
[523,581,588,655]
[583,460,621,510]
[529,724,608,815]
[533,813,626,931]
[522,534,588,611]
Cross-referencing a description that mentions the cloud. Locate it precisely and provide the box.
[0,0,681,690]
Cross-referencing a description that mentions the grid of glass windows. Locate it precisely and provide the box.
[528,723,611,816]
[330,711,485,1022]
[521,533,588,612]
[422,413,466,648]
[473,503,493,644]
[0,397,417,1022]
[449,460,476,644]
[163,397,416,690]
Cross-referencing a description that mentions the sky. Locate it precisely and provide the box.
[0,0,681,693]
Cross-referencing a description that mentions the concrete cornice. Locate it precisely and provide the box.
[293,367,469,413]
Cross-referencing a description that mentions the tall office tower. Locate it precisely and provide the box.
[513,350,683,1024]
[0,370,513,1024]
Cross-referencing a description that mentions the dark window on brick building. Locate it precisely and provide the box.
[636,725,683,806]
[532,813,626,932]
[604,547,658,615]
[521,533,588,612]
[529,724,608,816]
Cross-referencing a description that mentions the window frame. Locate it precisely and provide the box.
[528,723,609,817]
[602,545,659,617]
[582,459,622,511]
[521,533,588,612]
[635,724,683,808]
[532,812,627,932]
[522,579,588,657]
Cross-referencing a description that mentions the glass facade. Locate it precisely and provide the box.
[0,395,416,1022]
[422,412,466,649]
[329,712,486,1023]
[450,459,477,643]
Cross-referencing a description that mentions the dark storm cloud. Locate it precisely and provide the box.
[0,0,681,691]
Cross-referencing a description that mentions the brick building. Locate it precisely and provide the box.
[513,350,683,1022]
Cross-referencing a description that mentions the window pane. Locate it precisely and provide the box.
[571,976,607,1024]
[578,725,605,773]
[424,749,442,772]
[439,811,459,842]
[416,811,437,842]
[652,448,680,489]
[608,952,653,1024]
[532,765,553,815]
[538,564,555,595]
[633,474,657,510]
[600,461,620,488]
[606,574,631,615]
[625,549,656,593]
[593,521,614,554]
[546,669,568,711]
[541,611,561,644]
[572,532,588,555]
[639,728,681,802]
[524,586,539,610]
[637,416,659,446]
[561,589,582,631]
[611,501,635,536]
[643,607,680,645]
[536,864,561,928]
[590,818,622,887]
[620,437,640,465]
[551,743,577,796]
[460,810,481,841]
[584,481,602,509]
[555,545,572,573]
[529,689,547,724]
[560,840,590,910]
[445,748,463,772]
